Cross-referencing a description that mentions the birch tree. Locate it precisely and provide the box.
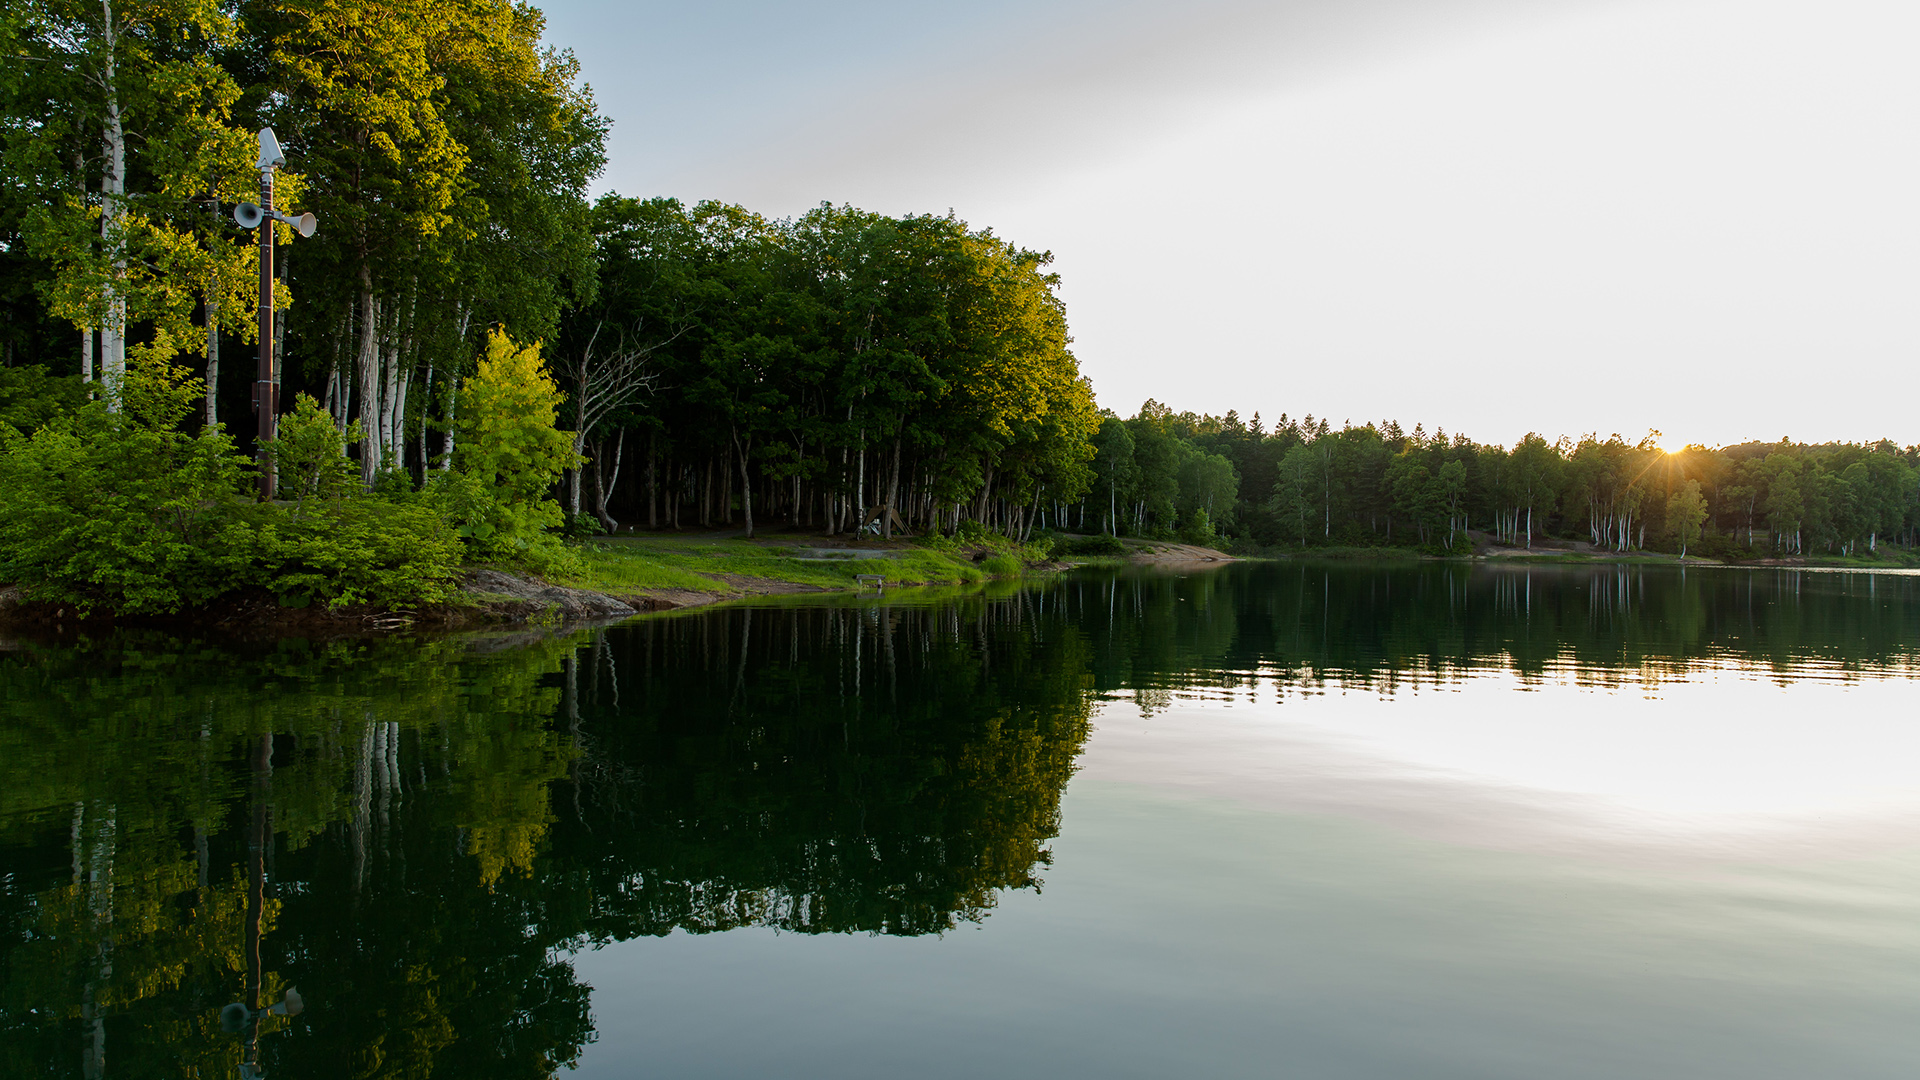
[3,0,257,411]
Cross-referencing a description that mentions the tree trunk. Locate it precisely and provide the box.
[593,428,624,532]
[855,429,867,530]
[204,219,220,427]
[883,435,902,539]
[98,3,127,411]
[646,430,658,528]
[355,278,380,486]
[379,316,401,473]
[417,361,431,480]
[733,426,754,538]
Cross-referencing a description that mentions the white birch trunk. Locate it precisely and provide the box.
[440,376,457,470]
[203,276,219,427]
[356,288,381,485]
[418,361,431,473]
[98,0,127,410]
[379,332,400,472]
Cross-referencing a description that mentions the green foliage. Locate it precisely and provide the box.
[454,329,580,557]
[562,511,607,539]
[0,356,254,612]
[1666,479,1707,557]
[0,358,464,614]
[981,554,1024,577]
[1062,534,1127,558]
[262,393,359,502]
[1180,508,1217,547]
[2,0,261,379]
[254,495,461,609]
[0,365,85,434]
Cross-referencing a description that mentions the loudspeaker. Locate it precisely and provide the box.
[257,127,285,170]
[291,211,317,238]
[233,202,263,229]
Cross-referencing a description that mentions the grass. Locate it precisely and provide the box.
[558,535,1001,598]
[1285,545,1429,561]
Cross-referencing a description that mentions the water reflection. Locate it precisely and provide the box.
[0,563,1915,1076]
[1071,562,1920,702]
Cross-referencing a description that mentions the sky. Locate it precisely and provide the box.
[538,0,1918,449]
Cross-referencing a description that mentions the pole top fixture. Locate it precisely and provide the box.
[257,128,284,171]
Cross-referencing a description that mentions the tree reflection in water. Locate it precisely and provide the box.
[0,563,1915,1076]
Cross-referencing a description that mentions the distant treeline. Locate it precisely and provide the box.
[1080,406,1920,558]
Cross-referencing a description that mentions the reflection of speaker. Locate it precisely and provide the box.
[233,202,263,228]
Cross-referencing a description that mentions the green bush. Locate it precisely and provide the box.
[562,512,607,539]
[262,394,359,501]
[0,357,466,615]
[454,329,579,551]
[1063,534,1128,558]
[425,468,582,578]
[1180,508,1217,547]
[980,554,1023,577]
[0,358,259,613]
[254,497,461,609]
[0,365,86,435]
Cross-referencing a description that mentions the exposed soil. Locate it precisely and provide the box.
[1122,541,1235,563]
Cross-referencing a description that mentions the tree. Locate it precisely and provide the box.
[1509,433,1563,548]
[554,319,658,527]
[4,0,259,409]
[1666,479,1706,558]
[1090,415,1136,535]
[1437,459,1468,548]
[1271,444,1319,547]
[251,0,604,483]
[453,328,579,552]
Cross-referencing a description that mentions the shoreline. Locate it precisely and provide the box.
[0,531,1237,639]
[14,529,1905,639]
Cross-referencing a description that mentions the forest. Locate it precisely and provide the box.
[1,0,1916,622]
[1081,408,1920,559]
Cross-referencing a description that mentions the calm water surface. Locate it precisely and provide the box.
[4,562,1920,1078]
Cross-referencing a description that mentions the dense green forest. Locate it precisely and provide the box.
[1079,408,1920,559]
[1,0,1915,620]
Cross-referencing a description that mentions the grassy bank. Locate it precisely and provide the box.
[558,534,1039,606]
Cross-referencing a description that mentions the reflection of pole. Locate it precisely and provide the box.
[243,733,272,1075]
[253,163,277,500]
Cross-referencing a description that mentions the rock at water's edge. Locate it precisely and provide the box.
[462,569,635,620]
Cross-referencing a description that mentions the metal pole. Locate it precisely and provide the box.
[254,164,277,499]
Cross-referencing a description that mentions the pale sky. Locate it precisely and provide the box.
[540,0,1918,449]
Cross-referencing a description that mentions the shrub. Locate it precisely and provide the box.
[454,329,580,552]
[980,554,1023,577]
[254,497,462,609]
[1063,534,1127,558]
[263,393,359,502]
[0,365,86,435]
[0,357,467,615]
[0,356,258,613]
[1180,508,1217,547]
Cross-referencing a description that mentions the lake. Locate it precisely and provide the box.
[4,561,1919,1078]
